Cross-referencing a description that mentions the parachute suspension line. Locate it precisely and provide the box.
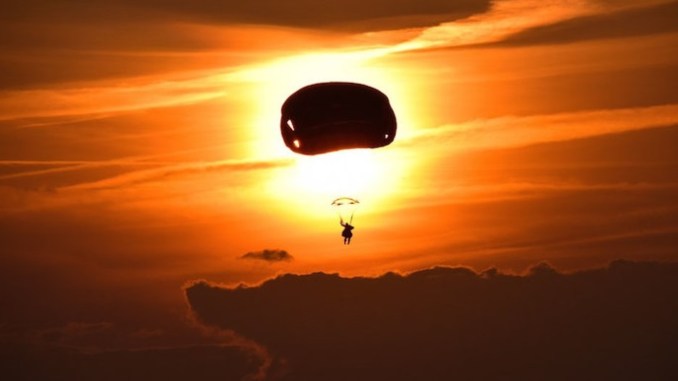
[340,212,355,225]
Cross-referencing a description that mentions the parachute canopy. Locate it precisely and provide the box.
[331,197,359,207]
[331,197,360,224]
[281,82,397,155]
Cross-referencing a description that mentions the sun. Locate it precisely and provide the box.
[263,144,410,225]
[236,46,422,221]
[291,149,384,200]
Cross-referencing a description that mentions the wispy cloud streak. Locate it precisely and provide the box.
[0,78,228,121]
[388,0,677,52]
[400,104,678,152]
[61,158,294,191]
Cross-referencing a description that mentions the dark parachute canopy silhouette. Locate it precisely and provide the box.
[280,82,397,155]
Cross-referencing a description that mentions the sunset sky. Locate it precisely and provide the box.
[2,0,678,379]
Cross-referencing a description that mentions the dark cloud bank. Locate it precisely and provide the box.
[187,260,678,380]
[0,345,259,381]
[1,343,260,381]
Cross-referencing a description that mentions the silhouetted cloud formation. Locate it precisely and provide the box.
[186,261,678,380]
[240,249,294,263]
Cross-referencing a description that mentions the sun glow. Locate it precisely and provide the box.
[263,145,414,229]
[231,44,425,221]
[236,45,424,158]
[268,148,394,208]
[291,150,383,199]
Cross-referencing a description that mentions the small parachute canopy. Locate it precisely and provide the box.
[331,197,359,207]
[281,82,396,155]
[331,197,360,224]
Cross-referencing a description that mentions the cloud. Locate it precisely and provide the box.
[240,249,294,263]
[59,158,295,192]
[381,0,678,55]
[401,104,678,153]
[0,342,261,381]
[2,0,491,31]
[154,0,492,31]
[0,156,295,214]
[186,260,678,380]
[34,321,115,346]
[0,76,229,122]
[496,1,678,46]
[388,0,599,52]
